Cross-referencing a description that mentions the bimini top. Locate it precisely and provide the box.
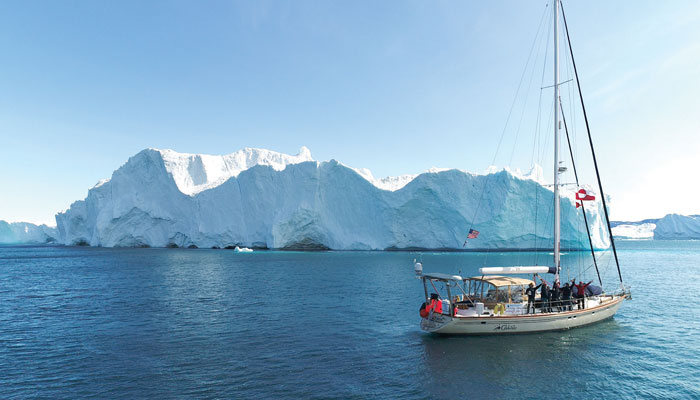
[422,272,463,282]
[468,275,534,287]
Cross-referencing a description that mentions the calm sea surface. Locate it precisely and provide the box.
[1,241,698,399]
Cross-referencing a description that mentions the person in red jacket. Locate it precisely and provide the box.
[572,279,593,310]
[426,293,443,314]
[419,302,429,318]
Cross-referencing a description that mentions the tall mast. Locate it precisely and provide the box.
[553,0,561,281]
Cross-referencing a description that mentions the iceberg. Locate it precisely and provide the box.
[653,214,700,240]
[55,147,612,250]
[0,221,57,244]
[611,223,656,240]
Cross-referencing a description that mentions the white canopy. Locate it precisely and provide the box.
[468,275,535,287]
[478,266,555,275]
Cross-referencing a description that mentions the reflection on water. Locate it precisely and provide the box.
[419,319,624,398]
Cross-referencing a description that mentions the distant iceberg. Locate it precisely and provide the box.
[54,146,611,250]
[611,223,656,240]
[0,221,57,244]
[653,214,700,240]
[609,214,700,240]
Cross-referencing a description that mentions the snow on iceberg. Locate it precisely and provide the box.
[612,223,656,239]
[55,147,612,250]
[0,221,57,244]
[160,146,313,195]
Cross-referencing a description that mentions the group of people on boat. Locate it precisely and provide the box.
[526,274,593,314]
[419,274,598,319]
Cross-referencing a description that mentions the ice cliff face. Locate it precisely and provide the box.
[653,214,700,240]
[55,147,611,250]
[0,221,57,244]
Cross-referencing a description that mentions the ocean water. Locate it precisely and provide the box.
[1,241,698,399]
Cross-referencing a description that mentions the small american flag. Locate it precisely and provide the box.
[463,228,480,246]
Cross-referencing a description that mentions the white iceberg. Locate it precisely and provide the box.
[653,214,700,240]
[0,221,57,244]
[611,223,656,239]
[55,147,612,250]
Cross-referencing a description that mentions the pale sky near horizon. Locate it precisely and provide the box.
[1,0,699,225]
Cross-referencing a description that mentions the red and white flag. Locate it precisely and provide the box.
[575,189,595,201]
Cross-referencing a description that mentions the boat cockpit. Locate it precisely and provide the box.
[420,273,536,317]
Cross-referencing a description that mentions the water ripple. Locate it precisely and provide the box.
[0,243,698,398]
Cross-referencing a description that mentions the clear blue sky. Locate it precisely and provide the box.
[1,0,699,225]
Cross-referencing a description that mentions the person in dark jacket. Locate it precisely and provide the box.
[560,282,573,311]
[538,277,551,313]
[525,282,542,314]
[551,280,561,312]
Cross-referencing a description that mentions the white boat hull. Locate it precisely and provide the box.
[421,295,626,335]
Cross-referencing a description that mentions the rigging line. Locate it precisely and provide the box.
[561,1,622,284]
[538,96,554,163]
[468,3,550,235]
[530,19,550,170]
[534,181,540,259]
[563,32,579,180]
[531,105,542,256]
[530,92,543,166]
[560,100,602,285]
[534,98,554,265]
[603,255,610,290]
[534,95,554,265]
[562,41,584,273]
[563,37,576,140]
[508,6,551,167]
[596,250,613,290]
[530,17,553,258]
[512,6,549,267]
[537,3,553,150]
[540,79,573,89]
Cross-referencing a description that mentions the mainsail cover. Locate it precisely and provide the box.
[479,266,557,275]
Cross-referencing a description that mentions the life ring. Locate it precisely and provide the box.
[494,303,506,315]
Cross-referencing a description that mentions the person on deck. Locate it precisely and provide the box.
[426,293,443,314]
[419,302,429,318]
[560,282,573,311]
[551,280,561,312]
[538,277,551,313]
[573,279,593,310]
[525,282,542,314]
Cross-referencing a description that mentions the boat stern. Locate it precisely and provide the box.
[420,313,453,332]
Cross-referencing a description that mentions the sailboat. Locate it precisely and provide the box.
[415,0,630,335]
